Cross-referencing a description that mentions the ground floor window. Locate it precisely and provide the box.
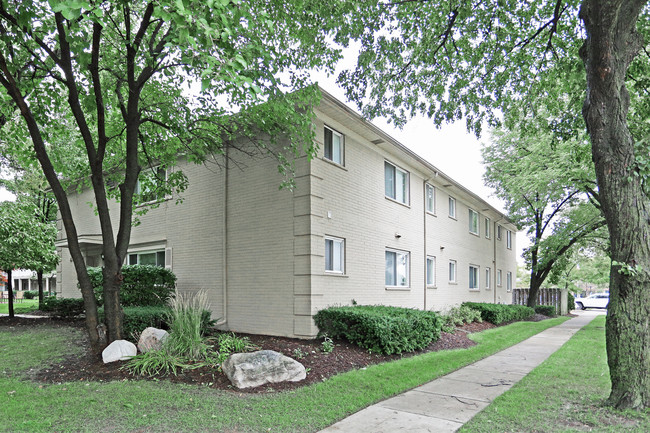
[485,267,491,289]
[449,260,457,283]
[497,269,502,286]
[386,249,409,287]
[469,265,479,290]
[325,237,345,273]
[128,250,165,267]
[507,271,513,292]
[426,256,436,286]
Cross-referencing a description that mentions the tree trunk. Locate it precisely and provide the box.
[580,0,650,410]
[102,262,123,342]
[37,270,44,309]
[6,269,13,318]
[527,272,544,308]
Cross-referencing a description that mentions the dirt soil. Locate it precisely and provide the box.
[0,315,546,394]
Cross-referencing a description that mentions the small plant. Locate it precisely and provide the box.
[23,290,38,300]
[214,332,259,363]
[292,348,307,359]
[321,335,334,354]
[440,305,483,333]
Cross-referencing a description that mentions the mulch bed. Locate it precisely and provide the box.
[0,314,545,394]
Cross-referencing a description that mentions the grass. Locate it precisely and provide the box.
[461,316,650,432]
[0,298,38,315]
[0,317,567,432]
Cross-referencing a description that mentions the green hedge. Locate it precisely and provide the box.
[89,265,176,307]
[568,292,576,311]
[461,302,535,325]
[41,297,85,319]
[23,290,38,300]
[534,305,557,317]
[99,306,169,339]
[313,305,442,355]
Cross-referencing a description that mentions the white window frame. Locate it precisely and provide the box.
[385,249,410,288]
[324,125,344,166]
[449,196,456,218]
[506,230,512,249]
[485,218,491,239]
[325,236,345,274]
[384,161,410,205]
[469,264,480,290]
[425,184,435,214]
[497,225,502,240]
[135,166,168,205]
[448,259,457,283]
[128,249,166,267]
[469,209,479,235]
[485,267,491,289]
[426,256,436,287]
[507,271,513,292]
[497,269,502,287]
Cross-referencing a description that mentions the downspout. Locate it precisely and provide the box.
[423,177,431,310]
[215,147,229,326]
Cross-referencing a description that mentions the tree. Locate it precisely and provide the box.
[338,0,650,409]
[483,118,605,307]
[0,200,57,317]
[0,0,349,352]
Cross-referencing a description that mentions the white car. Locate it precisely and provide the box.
[575,293,609,310]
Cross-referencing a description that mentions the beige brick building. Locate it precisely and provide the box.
[56,88,517,338]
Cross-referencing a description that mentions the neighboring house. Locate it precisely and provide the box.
[0,269,56,294]
[55,88,517,338]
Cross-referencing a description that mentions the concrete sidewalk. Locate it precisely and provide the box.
[320,310,603,433]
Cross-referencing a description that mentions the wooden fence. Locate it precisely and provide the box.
[512,288,568,315]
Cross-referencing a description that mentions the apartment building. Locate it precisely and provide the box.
[56,88,517,338]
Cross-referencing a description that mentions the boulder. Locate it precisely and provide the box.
[222,350,306,389]
[137,327,169,353]
[102,340,137,363]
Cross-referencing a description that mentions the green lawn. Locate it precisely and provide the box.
[461,316,650,432]
[0,317,567,432]
[0,298,38,314]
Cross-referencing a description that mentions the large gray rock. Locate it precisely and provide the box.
[102,340,137,364]
[137,327,169,353]
[222,350,306,389]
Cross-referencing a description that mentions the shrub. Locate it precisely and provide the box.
[461,302,535,325]
[534,305,557,317]
[41,297,85,319]
[89,265,176,307]
[440,305,483,333]
[23,290,38,300]
[313,305,442,355]
[99,306,170,339]
[568,292,576,311]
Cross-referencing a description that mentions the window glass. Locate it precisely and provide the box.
[425,184,435,213]
[386,250,409,287]
[485,267,491,289]
[449,197,456,218]
[469,209,479,235]
[507,230,512,249]
[128,250,165,267]
[325,237,344,273]
[485,218,491,238]
[497,269,502,286]
[469,265,479,289]
[384,161,409,205]
[324,126,343,165]
[135,167,167,204]
[449,260,457,282]
[426,256,435,286]
[497,225,502,240]
[507,271,513,291]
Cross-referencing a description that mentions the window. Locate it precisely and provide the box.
[469,265,479,290]
[325,237,345,273]
[385,161,409,205]
[448,196,456,218]
[485,218,491,239]
[386,249,409,287]
[426,256,436,286]
[485,267,491,289]
[448,260,457,283]
[506,230,512,249]
[324,126,344,165]
[425,184,435,213]
[469,209,479,235]
[135,166,167,204]
[507,271,513,292]
[128,250,165,267]
[497,225,502,240]
[497,269,502,286]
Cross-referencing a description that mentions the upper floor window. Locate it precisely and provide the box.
[128,250,165,267]
[497,225,502,240]
[425,184,435,213]
[485,218,491,239]
[469,265,479,290]
[386,249,410,287]
[135,166,167,204]
[506,230,512,249]
[469,209,479,235]
[449,196,456,218]
[426,256,436,286]
[324,126,344,165]
[385,161,409,205]
[325,236,345,273]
